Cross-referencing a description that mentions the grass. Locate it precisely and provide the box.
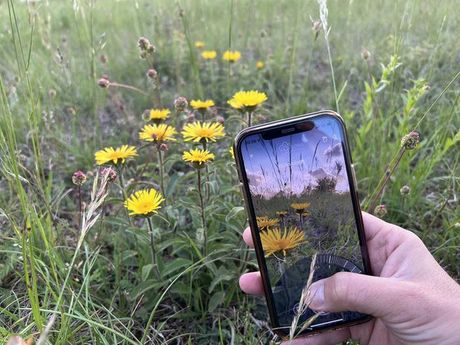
[0,0,459,344]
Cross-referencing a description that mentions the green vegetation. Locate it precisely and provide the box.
[0,0,458,344]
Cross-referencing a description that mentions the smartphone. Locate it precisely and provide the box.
[234,111,372,337]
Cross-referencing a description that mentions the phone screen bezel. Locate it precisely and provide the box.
[233,110,373,337]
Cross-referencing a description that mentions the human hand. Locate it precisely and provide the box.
[239,212,460,345]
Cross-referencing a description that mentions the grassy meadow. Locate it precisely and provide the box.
[0,0,459,344]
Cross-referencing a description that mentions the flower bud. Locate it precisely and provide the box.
[138,37,150,51]
[174,96,188,112]
[72,171,87,186]
[401,131,421,150]
[215,115,225,124]
[400,185,410,196]
[48,89,57,98]
[97,77,110,88]
[159,143,169,152]
[374,204,387,218]
[361,48,371,60]
[100,167,117,182]
[100,54,108,64]
[147,68,157,79]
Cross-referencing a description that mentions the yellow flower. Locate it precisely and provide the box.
[227,90,267,110]
[182,148,215,167]
[190,99,215,110]
[182,121,225,143]
[95,145,138,165]
[149,108,170,121]
[223,50,241,62]
[201,50,217,60]
[124,189,164,217]
[195,41,205,48]
[256,60,265,69]
[139,123,177,143]
[291,202,310,214]
[260,227,306,257]
[257,216,279,230]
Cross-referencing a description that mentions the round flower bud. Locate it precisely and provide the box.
[147,68,157,79]
[215,115,225,124]
[401,131,421,150]
[174,96,188,112]
[400,185,411,196]
[48,89,57,98]
[72,171,87,186]
[361,48,371,60]
[97,77,110,88]
[138,37,150,51]
[374,204,387,218]
[159,143,169,152]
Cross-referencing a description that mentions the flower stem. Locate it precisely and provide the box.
[118,166,132,225]
[157,146,165,197]
[77,185,82,230]
[147,217,161,279]
[197,168,207,256]
[367,146,406,213]
[109,82,149,96]
[247,111,253,127]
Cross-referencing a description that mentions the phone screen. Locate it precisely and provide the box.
[238,115,369,333]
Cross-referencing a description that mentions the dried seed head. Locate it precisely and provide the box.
[312,20,321,40]
[361,48,371,60]
[100,167,117,182]
[97,77,110,88]
[147,68,158,79]
[400,185,411,196]
[374,204,387,218]
[72,171,87,186]
[215,115,225,124]
[159,143,169,152]
[401,131,421,150]
[138,37,150,51]
[48,89,57,98]
[174,96,188,112]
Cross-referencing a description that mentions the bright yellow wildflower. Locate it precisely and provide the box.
[222,50,241,62]
[182,148,215,167]
[201,50,217,60]
[190,99,215,110]
[227,90,267,110]
[139,124,177,143]
[195,41,205,48]
[149,108,170,121]
[260,227,306,257]
[124,189,164,217]
[256,60,265,69]
[95,145,138,165]
[291,202,310,214]
[182,122,225,143]
[257,216,279,230]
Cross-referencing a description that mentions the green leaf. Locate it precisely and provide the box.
[161,258,193,278]
[208,290,225,313]
[225,206,245,222]
[141,264,154,281]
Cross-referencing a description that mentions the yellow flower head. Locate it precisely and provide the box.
[290,202,310,214]
[276,210,288,218]
[190,99,215,110]
[149,108,170,121]
[139,123,177,143]
[195,41,205,48]
[182,148,215,167]
[182,121,225,143]
[256,60,265,69]
[227,90,268,110]
[95,145,138,166]
[201,50,217,60]
[260,227,306,257]
[223,50,241,62]
[124,189,164,217]
[257,216,279,230]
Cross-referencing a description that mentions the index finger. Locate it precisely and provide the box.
[243,226,254,248]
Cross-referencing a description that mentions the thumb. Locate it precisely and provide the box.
[308,272,402,318]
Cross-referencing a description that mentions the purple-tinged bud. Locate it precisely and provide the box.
[147,68,158,79]
[174,96,188,112]
[100,167,117,183]
[159,143,169,152]
[401,131,421,150]
[374,204,387,218]
[72,171,87,186]
[98,77,110,88]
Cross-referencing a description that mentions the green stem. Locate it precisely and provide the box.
[197,169,207,256]
[247,111,253,127]
[157,146,165,197]
[367,146,406,213]
[147,217,161,279]
[118,166,132,225]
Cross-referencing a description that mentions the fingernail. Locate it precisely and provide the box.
[308,281,325,311]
